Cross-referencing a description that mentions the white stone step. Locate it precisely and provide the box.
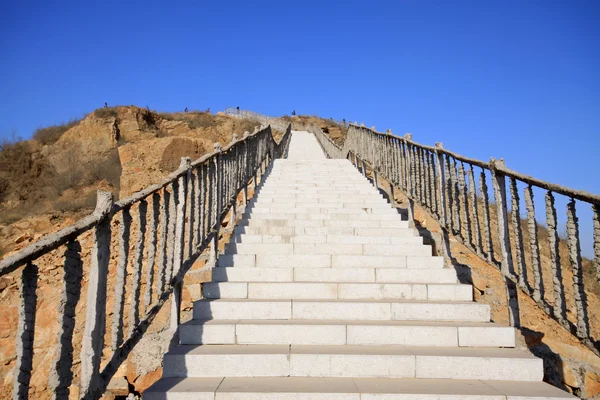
[217,254,442,269]
[252,195,385,202]
[233,234,422,245]
[234,226,416,237]
[247,206,395,214]
[241,213,402,221]
[238,219,410,229]
[161,345,542,381]
[144,376,576,400]
[211,267,458,284]
[224,243,432,257]
[203,282,472,301]
[257,190,377,195]
[259,183,374,189]
[179,319,515,347]
[192,299,490,322]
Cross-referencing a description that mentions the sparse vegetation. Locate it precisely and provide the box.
[95,107,118,119]
[33,119,81,145]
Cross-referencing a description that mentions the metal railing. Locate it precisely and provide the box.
[311,122,600,353]
[0,124,292,399]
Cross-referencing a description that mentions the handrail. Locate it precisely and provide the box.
[311,122,600,354]
[1,123,292,399]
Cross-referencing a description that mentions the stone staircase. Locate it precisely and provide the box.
[145,131,574,399]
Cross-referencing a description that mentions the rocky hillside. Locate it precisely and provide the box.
[0,106,267,258]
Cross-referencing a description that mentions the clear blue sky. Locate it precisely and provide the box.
[1,0,599,254]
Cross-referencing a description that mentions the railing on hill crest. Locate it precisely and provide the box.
[309,122,600,353]
[0,124,292,399]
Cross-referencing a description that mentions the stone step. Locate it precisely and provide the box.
[161,345,541,381]
[257,188,377,196]
[217,254,442,269]
[179,319,514,347]
[202,282,472,301]
[223,243,432,257]
[251,194,385,202]
[241,212,401,221]
[247,206,395,214]
[211,267,458,284]
[259,182,374,188]
[247,209,398,218]
[144,377,576,400]
[237,219,410,229]
[192,299,490,322]
[233,234,422,245]
[249,199,389,207]
[234,226,417,237]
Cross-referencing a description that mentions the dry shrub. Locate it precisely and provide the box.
[33,119,81,145]
[95,108,118,119]
[233,118,260,135]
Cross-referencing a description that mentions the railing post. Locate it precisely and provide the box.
[524,185,544,307]
[229,134,239,228]
[80,190,113,400]
[594,204,600,288]
[490,159,514,276]
[434,143,447,228]
[171,157,190,331]
[545,191,568,327]
[209,143,222,266]
[566,200,589,340]
[12,261,38,400]
[49,240,82,399]
[243,132,250,205]
[490,159,519,327]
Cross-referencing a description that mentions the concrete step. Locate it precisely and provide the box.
[223,243,432,257]
[247,206,395,214]
[241,212,402,221]
[203,282,472,301]
[237,219,411,229]
[233,234,422,245]
[161,345,541,381]
[192,299,490,322]
[249,200,390,207]
[251,194,385,202]
[179,319,514,347]
[144,377,576,400]
[234,226,417,237]
[217,254,442,269]
[256,191,377,196]
[211,267,458,284]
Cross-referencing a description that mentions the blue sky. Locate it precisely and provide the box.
[1,0,599,254]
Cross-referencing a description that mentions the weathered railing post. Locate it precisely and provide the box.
[509,178,528,293]
[209,143,222,266]
[490,159,519,327]
[434,143,447,229]
[594,204,600,287]
[129,199,147,337]
[171,157,190,331]
[480,171,494,262]
[524,185,544,306]
[243,132,250,205]
[566,199,589,340]
[12,261,38,400]
[545,191,568,327]
[80,190,113,400]
[229,134,239,228]
[111,207,131,351]
[144,193,160,309]
[49,240,82,399]
[468,166,483,256]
